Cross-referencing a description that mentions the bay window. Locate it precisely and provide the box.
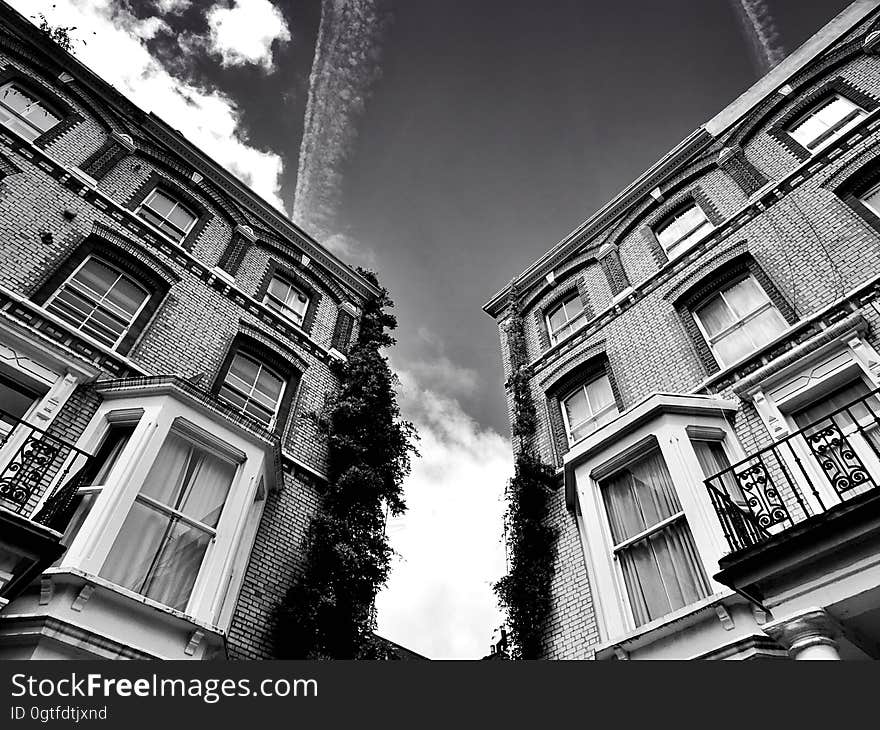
[546,293,586,345]
[600,447,710,627]
[44,256,150,349]
[692,275,788,367]
[0,81,61,142]
[561,373,617,444]
[99,430,237,611]
[787,94,865,152]
[653,202,713,258]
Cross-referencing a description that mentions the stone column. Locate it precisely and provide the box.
[763,607,842,660]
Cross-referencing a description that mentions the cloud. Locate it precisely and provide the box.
[153,0,191,14]
[730,0,785,73]
[9,0,286,211]
[292,0,389,244]
[204,0,291,71]
[375,371,512,659]
[396,328,481,400]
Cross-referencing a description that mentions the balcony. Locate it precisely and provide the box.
[705,386,880,556]
[0,409,93,605]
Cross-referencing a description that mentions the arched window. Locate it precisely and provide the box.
[44,256,150,349]
[0,80,61,142]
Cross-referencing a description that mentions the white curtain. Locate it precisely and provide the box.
[602,449,709,626]
[100,432,236,612]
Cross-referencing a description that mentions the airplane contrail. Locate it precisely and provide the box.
[731,0,786,74]
[292,0,391,253]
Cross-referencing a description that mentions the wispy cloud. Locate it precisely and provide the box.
[376,371,511,659]
[203,0,291,72]
[292,0,390,245]
[9,0,287,210]
[730,0,786,74]
[153,0,191,14]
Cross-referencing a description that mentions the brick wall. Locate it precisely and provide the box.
[491,19,880,658]
[0,18,375,660]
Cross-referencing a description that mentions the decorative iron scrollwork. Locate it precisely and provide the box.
[805,424,870,495]
[0,435,60,507]
[735,462,791,529]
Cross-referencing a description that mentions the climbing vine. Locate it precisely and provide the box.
[274,269,417,659]
[493,283,559,659]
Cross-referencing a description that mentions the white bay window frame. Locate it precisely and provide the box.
[567,394,743,641]
[54,388,271,629]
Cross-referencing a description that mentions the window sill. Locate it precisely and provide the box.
[41,566,226,638]
[593,590,736,659]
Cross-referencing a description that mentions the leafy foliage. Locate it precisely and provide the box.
[274,270,417,659]
[493,284,558,659]
[33,13,89,54]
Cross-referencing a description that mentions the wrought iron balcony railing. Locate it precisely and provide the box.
[0,408,92,531]
[705,386,880,555]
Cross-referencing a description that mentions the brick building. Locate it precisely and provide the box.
[0,1,380,659]
[485,0,880,659]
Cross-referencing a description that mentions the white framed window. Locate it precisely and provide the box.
[263,275,310,326]
[859,181,880,217]
[691,437,744,504]
[44,256,150,349]
[546,293,586,345]
[654,202,713,258]
[0,81,61,142]
[56,422,136,560]
[98,429,238,612]
[136,188,197,244]
[599,447,711,627]
[787,94,866,152]
[218,351,285,428]
[560,373,617,444]
[693,275,788,368]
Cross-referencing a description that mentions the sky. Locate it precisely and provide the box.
[8,0,853,658]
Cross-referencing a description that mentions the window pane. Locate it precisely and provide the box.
[740,306,787,347]
[255,367,284,401]
[692,440,743,502]
[586,374,614,413]
[816,96,856,126]
[145,190,175,216]
[548,304,568,333]
[0,83,60,136]
[694,295,735,337]
[563,388,589,427]
[101,500,210,612]
[712,327,755,366]
[860,184,880,216]
[229,353,259,388]
[167,204,195,231]
[75,259,118,298]
[601,448,680,543]
[268,277,290,301]
[105,276,148,317]
[723,277,768,318]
